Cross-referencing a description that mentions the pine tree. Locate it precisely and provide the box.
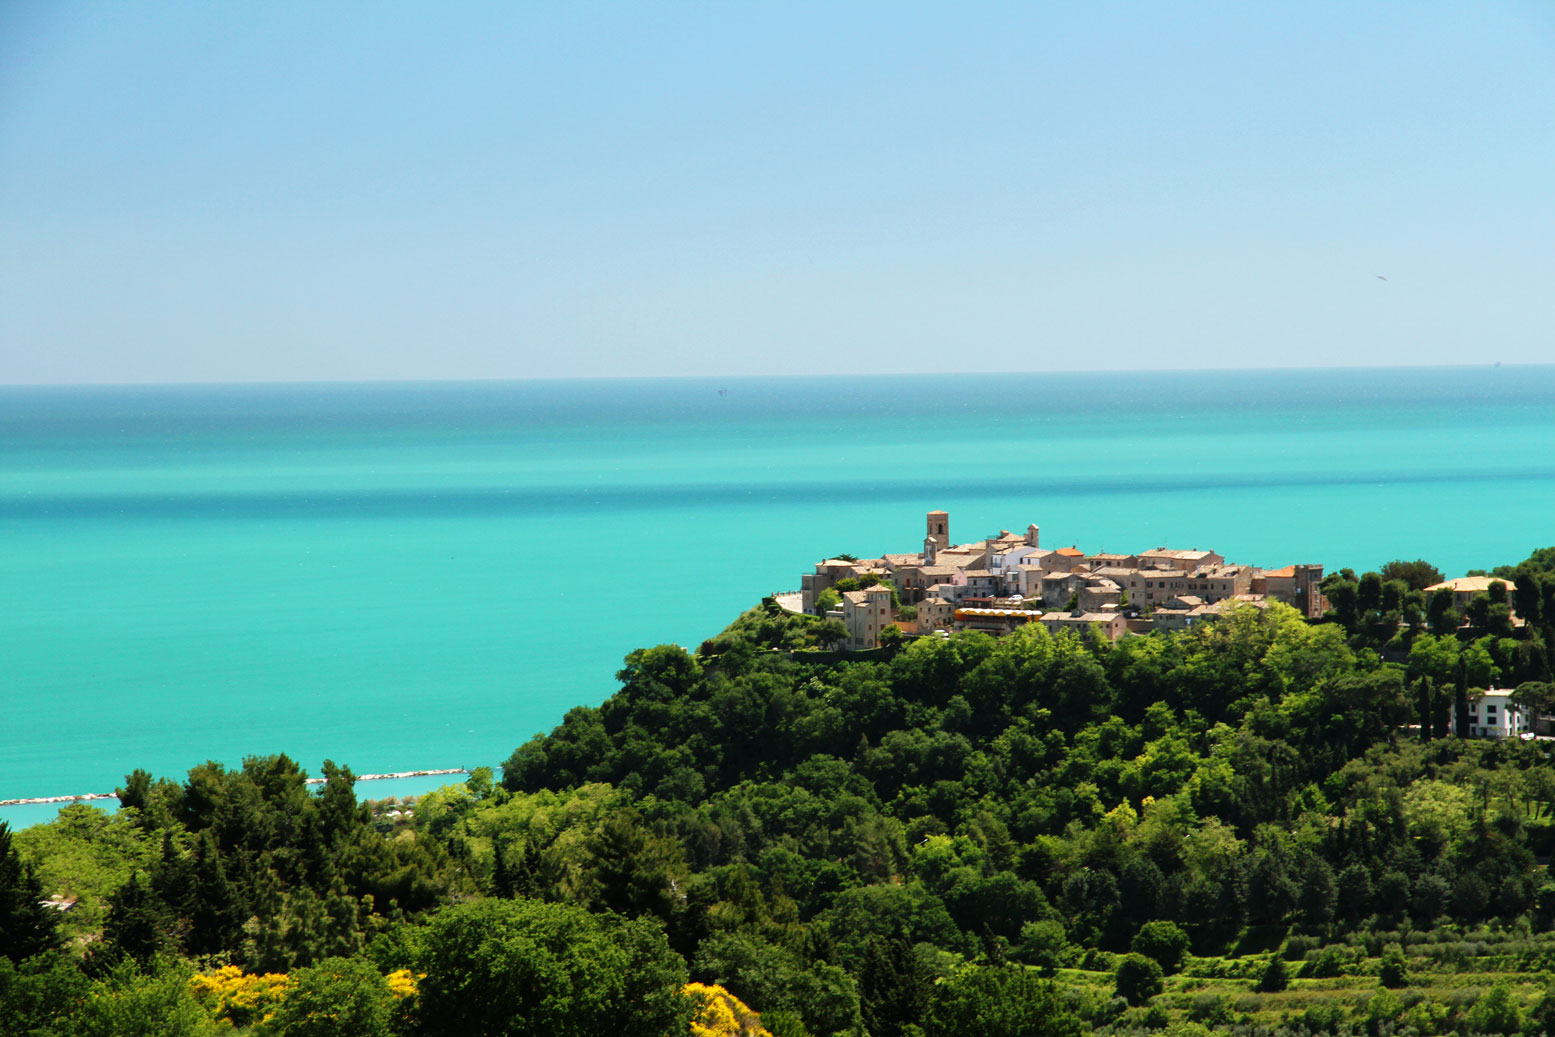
[187,830,243,956]
[102,872,172,964]
[0,821,59,962]
[857,934,930,1037]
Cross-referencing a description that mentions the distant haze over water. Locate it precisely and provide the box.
[3,366,1553,824]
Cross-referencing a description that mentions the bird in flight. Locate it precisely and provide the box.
[1376,275,1388,281]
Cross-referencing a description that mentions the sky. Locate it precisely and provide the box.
[2,2,1552,384]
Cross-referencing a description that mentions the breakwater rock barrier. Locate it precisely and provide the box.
[0,768,469,807]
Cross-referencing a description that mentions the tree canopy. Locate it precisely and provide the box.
[13,552,1555,1035]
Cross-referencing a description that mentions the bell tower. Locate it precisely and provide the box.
[925,510,949,552]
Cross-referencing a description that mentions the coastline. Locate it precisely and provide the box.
[0,767,469,808]
[7,369,1555,824]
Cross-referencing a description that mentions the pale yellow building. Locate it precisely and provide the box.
[1423,576,1519,620]
[841,584,894,650]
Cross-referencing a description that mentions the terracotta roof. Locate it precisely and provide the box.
[937,553,984,569]
[1261,565,1296,578]
[1056,547,1084,557]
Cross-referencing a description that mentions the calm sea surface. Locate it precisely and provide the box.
[4,368,1555,826]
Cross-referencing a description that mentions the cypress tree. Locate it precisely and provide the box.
[1455,655,1472,738]
[1417,677,1434,742]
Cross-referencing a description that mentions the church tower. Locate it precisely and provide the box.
[1026,523,1040,548]
[926,510,949,552]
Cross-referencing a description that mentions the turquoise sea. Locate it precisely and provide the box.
[4,367,1555,828]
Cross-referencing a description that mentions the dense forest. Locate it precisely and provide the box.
[10,550,1555,1035]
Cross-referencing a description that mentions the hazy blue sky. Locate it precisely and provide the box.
[2,2,1552,383]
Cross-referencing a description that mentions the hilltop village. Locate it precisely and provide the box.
[795,509,1329,650]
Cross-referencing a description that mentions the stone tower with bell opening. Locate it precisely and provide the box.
[925,510,949,553]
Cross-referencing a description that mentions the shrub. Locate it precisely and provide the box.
[1283,934,1321,961]
[1254,956,1288,993]
[1467,980,1522,1034]
[1186,992,1232,1025]
[188,966,290,1029]
[1080,947,1117,973]
[263,957,396,1037]
[1139,1004,1170,1029]
[1378,945,1409,988]
[686,983,768,1037]
[1114,953,1164,1006]
[68,957,212,1037]
[1232,993,1261,1015]
[1297,1003,1344,1034]
[924,966,1083,1037]
[1132,921,1191,974]
[762,1011,812,1037]
[1018,920,1070,972]
[1301,946,1346,978]
[1362,990,1404,1034]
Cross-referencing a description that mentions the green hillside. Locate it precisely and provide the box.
[9,550,1555,1035]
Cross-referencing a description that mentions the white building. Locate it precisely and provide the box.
[988,544,1049,576]
[1467,688,1530,739]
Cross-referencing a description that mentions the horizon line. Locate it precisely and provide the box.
[0,360,1543,390]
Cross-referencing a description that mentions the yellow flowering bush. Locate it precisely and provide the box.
[685,982,771,1037]
[188,964,290,1027]
[385,968,421,1000]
